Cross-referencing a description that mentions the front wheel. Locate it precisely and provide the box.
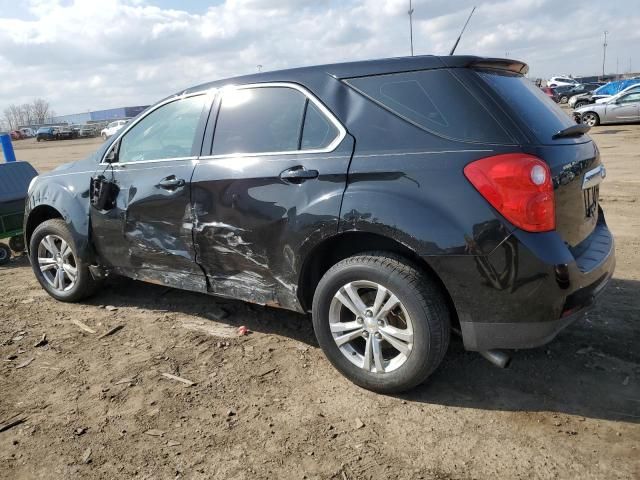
[102,133,107,141]
[312,253,450,393]
[29,219,99,302]
[582,112,600,127]
[574,101,588,109]
[560,95,569,104]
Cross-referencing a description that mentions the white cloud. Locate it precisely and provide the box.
[0,0,638,116]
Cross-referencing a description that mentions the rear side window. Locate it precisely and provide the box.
[301,102,339,150]
[213,87,306,155]
[345,69,512,144]
[478,71,576,144]
[212,86,342,155]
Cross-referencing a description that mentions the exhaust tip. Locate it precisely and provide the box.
[479,349,511,369]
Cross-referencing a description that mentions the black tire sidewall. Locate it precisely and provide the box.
[0,244,11,265]
[312,259,442,393]
[29,220,93,302]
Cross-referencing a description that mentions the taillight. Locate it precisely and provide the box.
[464,153,555,232]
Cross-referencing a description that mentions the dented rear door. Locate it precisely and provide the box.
[191,83,353,309]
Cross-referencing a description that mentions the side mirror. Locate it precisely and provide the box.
[104,144,118,163]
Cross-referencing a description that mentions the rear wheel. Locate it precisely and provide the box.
[102,133,107,141]
[0,243,11,265]
[29,219,99,302]
[575,101,588,109]
[583,112,600,127]
[312,253,450,393]
[560,95,569,104]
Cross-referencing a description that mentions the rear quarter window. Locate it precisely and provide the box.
[344,69,512,144]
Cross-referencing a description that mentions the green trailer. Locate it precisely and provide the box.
[0,162,38,265]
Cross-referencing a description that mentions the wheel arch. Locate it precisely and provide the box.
[296,230,459,327]
[25,205,64,250]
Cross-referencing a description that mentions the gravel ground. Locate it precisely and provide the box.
[1,126,639,480]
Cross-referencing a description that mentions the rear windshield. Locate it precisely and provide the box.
[345,69,512,144]
[478,71,576,143]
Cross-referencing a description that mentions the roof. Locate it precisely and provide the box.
[183,55,528,95]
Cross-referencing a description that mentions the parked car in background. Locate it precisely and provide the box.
[547,76,578,87]
[541,86,555,100]
[9,130,24,140]
[36,127,58,141]
[78,125,97,138]
[100,120,128,140]
[19,128,35,138]
[56,125,75,140]
[554,83,601,104]
[25,55,614,393]
[575,91,640,126]
[594,83,640,104]
[570,79,640,108]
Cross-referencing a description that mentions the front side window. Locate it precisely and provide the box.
[212,86,342,156]
[117,95,205,163]
[618,92,640,104]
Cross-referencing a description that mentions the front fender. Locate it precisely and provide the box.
[26,170,94,261]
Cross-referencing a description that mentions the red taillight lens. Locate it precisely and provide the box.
[464,153,555,232]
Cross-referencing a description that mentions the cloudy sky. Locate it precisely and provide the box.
[0,0,638,116]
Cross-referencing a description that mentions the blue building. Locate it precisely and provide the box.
[53,105,148,125]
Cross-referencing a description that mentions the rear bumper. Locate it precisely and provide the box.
[436,215,615,351]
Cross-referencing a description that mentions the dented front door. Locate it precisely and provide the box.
[90,93,211,291]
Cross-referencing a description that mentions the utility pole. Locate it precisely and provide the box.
[601,30,608,78]
[408,0,414,56]
[616,56,619,78]
[257,64,263,73]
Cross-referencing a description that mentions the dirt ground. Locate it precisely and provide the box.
[1,127,639,480]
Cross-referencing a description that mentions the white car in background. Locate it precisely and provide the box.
[100,120,128,140]
[547,76,579,88]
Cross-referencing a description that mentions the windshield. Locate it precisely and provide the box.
[478,71,578,144]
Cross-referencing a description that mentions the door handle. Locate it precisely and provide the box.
[279,167,319,184]
[157,176,186,190]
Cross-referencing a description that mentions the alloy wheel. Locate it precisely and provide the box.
[583,113,598,127]
[329,280,414,373]
[37,234,78,292]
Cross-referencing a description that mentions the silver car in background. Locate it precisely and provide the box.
[575,91,640,126]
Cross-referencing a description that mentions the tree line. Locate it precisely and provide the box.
[3,99,55,130]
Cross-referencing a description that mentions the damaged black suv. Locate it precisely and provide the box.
[25,56,615,393]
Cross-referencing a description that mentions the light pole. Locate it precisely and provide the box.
[408,0,414,56]
[602,31,608,78]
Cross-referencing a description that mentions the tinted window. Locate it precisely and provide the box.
[301,102,339,150]
[213,87,307,155]
[118,96,205,163]
[618,92,640,104]
[479,71,576,144]
[345,69,512,144]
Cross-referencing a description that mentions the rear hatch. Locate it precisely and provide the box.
[476,70,601,247]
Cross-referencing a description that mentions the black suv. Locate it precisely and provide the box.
[24,56,615,393]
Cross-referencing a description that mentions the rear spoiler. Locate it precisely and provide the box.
[441,56,529,75]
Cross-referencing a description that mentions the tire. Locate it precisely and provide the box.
[583,112,600,127]
[9,235,25,253]
[575,101,588,109]
[29,219,99,302]
[560,95,569,104]
[37,137,41,142]
[0,243,11,265]
[102,133,107,141]
[312,253,450,393]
